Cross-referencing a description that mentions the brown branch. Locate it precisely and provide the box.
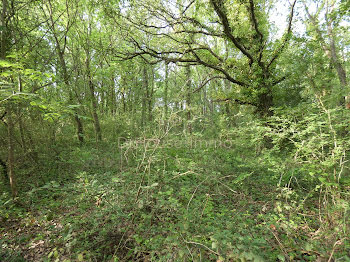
[210,0,254,63]
[267,0,297,69]
[212,97,256,106]
[249,0,264,42]
[193,76,226,93]
[32,82,55,93]
[115,37,247,87]
[174,29,224,37]
[190,49,247,86]
[248,0,266,65]
[182,0,196,15]
[271,75,289,86]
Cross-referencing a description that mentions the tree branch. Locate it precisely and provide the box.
[193,76,226,93]
[249,0,264,42]
[267,0,297,69]
[210,0,254,63]
[212,97,257,106]
[115,37,247,87]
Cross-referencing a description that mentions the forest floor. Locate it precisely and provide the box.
[1,138,349,261]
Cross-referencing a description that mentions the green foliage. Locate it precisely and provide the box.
[1,0,349,261]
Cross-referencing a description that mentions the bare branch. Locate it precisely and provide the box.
[182,0,196,15]
[193,76,226,93]
[212,97,257,106]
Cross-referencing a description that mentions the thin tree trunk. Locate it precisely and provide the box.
[202,86,207,116]
[164,62,169,120]
[89,77,102,141]
[46,2,84,143]
[17,75,27,152]
[305,4,348,107]
[86,55,102,142]
[2,0,17,197]
[186,66,192,134]
[148,66,154,122]
[141,64,148,127]
[0,158,7,181]
[224,79,231,115]
[110,76,117,114]
[7,105,17,198]
[1,0,8,58]
[84,18,102,142]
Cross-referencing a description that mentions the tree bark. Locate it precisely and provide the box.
[257,90,273,117]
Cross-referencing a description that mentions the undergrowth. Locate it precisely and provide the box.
[1,109,350,261]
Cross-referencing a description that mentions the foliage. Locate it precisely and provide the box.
[0,0,349,261]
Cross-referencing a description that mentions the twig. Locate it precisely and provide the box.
[184,240,220,256]
[270,228,289,258]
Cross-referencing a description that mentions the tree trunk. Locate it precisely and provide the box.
[224,79,231,115]
[0,158,7,181]
[7,104,17,198]
[148,66,154,122]
[257,89,273,117]
[86,55,102,142]
[47,3,84,143]
[164,62,169,120]
[305,5,348,107]
[110,76,117,114]
[186,66,192,133]
[1,0,17,197]
[202,86,207,116]
[141,64,148,127]
[89,78,102,141]
[1,0,8,59]
[17,75,27,152]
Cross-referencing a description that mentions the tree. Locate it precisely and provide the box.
[304,0,349,107]
[42,0,85,143]
[115,0,297,116]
